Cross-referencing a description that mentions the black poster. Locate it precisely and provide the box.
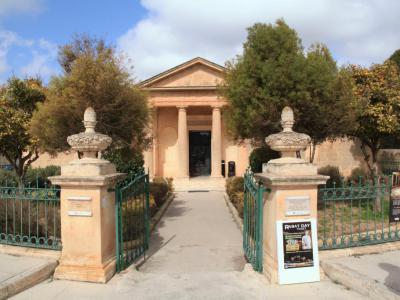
[390,197,400,223]
[282,221,314,269]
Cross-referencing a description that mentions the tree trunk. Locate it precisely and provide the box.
[359,140,381,212]
[309,142,317,163]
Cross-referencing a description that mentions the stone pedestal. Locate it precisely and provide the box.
[51,159,123,283]
[257,106,328,284]
[49,107,124,283]
[255,171,327,283]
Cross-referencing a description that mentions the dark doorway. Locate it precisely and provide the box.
[189,131,211,177]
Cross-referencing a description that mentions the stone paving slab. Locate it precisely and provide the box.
[322,250,400,299]
[12,265,365,300]
[0,253,57,299]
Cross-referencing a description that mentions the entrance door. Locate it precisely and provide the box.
[189,131,211,177]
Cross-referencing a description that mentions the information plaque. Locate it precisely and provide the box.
[390,196,400,223]
[276,219,320,284]
[285,196,310,216]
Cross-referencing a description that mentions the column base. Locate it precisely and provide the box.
[54,258,116,283]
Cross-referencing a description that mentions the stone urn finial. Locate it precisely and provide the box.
[265,106,311,159]
[67,107,112,159]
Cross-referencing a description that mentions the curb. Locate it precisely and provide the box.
[0,259,58,300]
[224,192,243,232]
[321,260,400,300]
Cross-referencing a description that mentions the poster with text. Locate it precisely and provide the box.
[282,221,314,269]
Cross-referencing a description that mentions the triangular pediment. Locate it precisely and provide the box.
[139,57,226,89]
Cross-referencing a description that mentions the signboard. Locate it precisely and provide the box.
[276,219,320,284]
[390,196,400,222]
[67,196,92,217]
[285,196,310,216]
[67,210,92,217]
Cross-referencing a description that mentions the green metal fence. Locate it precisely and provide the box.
[318,176,398,250]
[115,171,150,272]
[379,159,400,175]
[0,181,61,250]
[243,169,264,272]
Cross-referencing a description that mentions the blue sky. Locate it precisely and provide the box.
[1,0,399,84]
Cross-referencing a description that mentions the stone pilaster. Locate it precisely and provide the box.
[177,106,189,178]
[211,106,222,178]
[152,108,159,177]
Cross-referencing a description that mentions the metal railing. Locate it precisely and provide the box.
[115,171,150,272]
[379,159,400,175]
[0,180,61,250]
[243,169,264,272]
[318,176,397,250]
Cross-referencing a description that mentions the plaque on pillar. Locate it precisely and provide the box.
[285,196,311,216]
[276,219,320,285]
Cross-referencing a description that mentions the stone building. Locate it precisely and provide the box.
[140,57,250,179]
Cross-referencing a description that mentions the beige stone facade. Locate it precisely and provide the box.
[140,57,249,178]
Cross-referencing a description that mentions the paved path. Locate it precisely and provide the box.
[140,191,245,273]
[12,191,365,299]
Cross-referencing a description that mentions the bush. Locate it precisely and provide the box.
[150,181,169,207]
[348,167,370,184]
[249,146,280,173]
[318,165,343,187]
[225,176,244,198]
[231,191,244,218]
[103,147,144,175]
[25,165,61,187]
[0,166,61,187]
[0,169,18,186]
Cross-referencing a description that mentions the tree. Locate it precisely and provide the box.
[0,78,46,184]
[349,61,400,175]
[30,35,150,164]
[389,49,400,70]
[221,20,355,162]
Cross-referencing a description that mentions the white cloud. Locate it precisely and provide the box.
[0,0,43,17]
[118,0,400,80]
[0,29,57,82]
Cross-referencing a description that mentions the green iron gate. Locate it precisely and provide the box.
[243,169,264,272]
[115,171,150,272]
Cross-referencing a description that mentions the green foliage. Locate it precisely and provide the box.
[347,167,370,184]
[30,35,150,161]
[249,146,279,172]
[0,77,46,182]
[221,20,355,162]
[25,165,61,187]
[349,62,400,175]
[0,169,18,186]
[0,165,60,187]
[389,49,400,70]
[150,179,169,207]
[225,176,244,198]
[103,147,144,174]
[318,165,343,187]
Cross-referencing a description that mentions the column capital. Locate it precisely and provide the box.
[211,105,223,110]
[177,105,188,110]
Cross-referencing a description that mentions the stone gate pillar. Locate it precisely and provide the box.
[50,107,124,283]
[255,107,328,284]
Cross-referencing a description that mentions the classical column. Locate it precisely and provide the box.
[177,106,189,178]
[211,106,223,178]
[152,108,158,177]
